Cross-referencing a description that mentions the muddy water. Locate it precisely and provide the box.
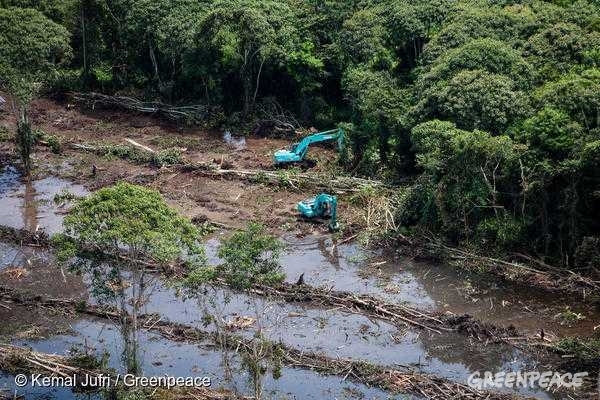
[269,234,600,338]
[0,239,554,399]
[1,172,598,399]
[0,242,87,299]
[0,166,87,234]
[0,316,395,400]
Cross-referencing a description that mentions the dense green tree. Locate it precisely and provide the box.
[407,120,520,242]
[534,69,600,129]
[54,182,206,373]
[418,38,534,90]
[524,22,600,80]
[514,107,582,158]
[416,70,530,134]
[184,0,314,117]
[0,0,77,24]
[419,4,535,64]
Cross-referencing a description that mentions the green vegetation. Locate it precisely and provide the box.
[54,182,206,291]
[44,134,62,154]
[554,306,586,326]
[54,182,206,373]
[1,0,599,272]
[0,6,71,173]
[554,337,600,366]
[86,142,183,166]
[216,222,284,289]
[184,222,284,291]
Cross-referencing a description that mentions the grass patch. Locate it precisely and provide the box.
[93,143,183,167]
[553,337,600,366]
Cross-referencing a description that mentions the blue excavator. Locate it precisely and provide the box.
[273,128,344,166]
[297,193,339,232]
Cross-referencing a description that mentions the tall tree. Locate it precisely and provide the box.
[55,183,206,374]
[0,7,71,173]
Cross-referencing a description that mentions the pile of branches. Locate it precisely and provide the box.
[421,236,600,297]
[143,318,518,400]
[180,163,385,193]
[0,225,49,247]
[247,281,450,333]
[244,281,520,339]
[0,344,105,381]
[0,285,121,320]
[0,344,249,400]
[252,98,302,137]
[71,92,222,126]
[132,315,513,400]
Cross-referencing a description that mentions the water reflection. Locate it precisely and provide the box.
[0,167,88,234]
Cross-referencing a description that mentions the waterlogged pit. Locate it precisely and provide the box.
[209,234,600,338]
[86,265,556,399]
[0,242,87,298]
[0,240,563,399]
[0,170,597,399]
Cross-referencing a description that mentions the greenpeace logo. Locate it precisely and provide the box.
[467,370,588,390]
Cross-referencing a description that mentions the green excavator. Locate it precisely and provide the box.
[297,193,339,232]
[273,128,344,166]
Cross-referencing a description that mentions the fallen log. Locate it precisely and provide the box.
[0,288,526,400]
[0,344,249,400]
[70,92,222,126]
[125,138,156,153]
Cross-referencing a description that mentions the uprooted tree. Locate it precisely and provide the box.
[53,182,206,374]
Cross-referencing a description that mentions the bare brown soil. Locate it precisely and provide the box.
[0,98,349,234]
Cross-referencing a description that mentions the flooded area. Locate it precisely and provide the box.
[0,166,598,400]
[0,239,580,400]
[1,317,394,400]
[208,234,600,338]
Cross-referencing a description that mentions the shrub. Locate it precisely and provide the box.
[216,222,284,289]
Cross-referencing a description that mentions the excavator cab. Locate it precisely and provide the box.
[297,193,339,232]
